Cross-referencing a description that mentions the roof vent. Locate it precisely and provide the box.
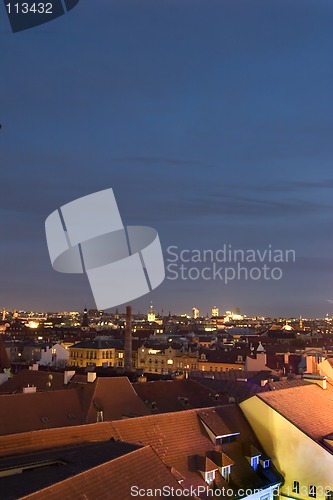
[87,372,97,383]
[23,386,37,394]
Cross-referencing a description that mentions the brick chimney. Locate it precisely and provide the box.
[124,306,133,371]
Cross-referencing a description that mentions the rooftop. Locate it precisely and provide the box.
[133,379,229,412]
[257,382,333,442]
[22,445,189,500]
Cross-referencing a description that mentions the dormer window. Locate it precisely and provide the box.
[221,465,231,482]
[205,470,215,484]
[215,433,239,445]
[260,458,270,469]
[251,456,260,471]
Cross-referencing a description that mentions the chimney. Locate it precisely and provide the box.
[87,372,97,383]
[124,305,133,371]
[64,370,75,385]
[23,385,37,394]
[306,354,319,374]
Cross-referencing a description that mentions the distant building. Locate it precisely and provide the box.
[147,303,155,323]
[211,306,219,317]
[198,347,248,372]
[192,307,200,319]
[69,339,126,368]
[38,343,69,367]
[81,308,89,328]
[138,344,198,374]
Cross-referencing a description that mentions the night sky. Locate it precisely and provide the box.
[1,0,333,317]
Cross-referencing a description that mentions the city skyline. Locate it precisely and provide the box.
[1,0,333,316]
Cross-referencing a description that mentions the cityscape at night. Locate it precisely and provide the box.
[1,0,333,498]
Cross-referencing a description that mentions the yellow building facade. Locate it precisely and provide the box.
[240,385,333,500]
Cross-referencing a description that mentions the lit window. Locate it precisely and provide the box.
[221,466,231,482]
[251,456,260,471]
[206,470,215,484]
[215,434,239,445]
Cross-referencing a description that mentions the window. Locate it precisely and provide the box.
[293,481,299,494]
[215,434,239,445]
[221,466,231,482]
[309,486,316,498]
[206,470,215,484]
[251,456,260,471]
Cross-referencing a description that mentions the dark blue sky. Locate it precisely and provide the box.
[1,0,333,317]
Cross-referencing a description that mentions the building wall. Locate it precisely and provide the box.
[137,346,198,374]
[69,347,117,367]
[240,396,333,499]
[245,352,268,372]
[38,343,69,367]
[198,361,245,372]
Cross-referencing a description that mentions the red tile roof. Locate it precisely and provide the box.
[84,376,151,423]
[0,389,82,436]
[0,422,120,458]
[113,407,215,485]
[0,369,66,394]
[21,446,189,500]
[257,382,333,442]
[133,379,229,413]
[0,405,282,496]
